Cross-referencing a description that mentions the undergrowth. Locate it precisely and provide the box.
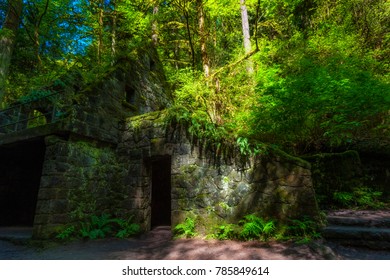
[166,105,272,160]
[175,214,320,243]
[56,214,140,241]
[333,186,386,209]
[173,217,196,238]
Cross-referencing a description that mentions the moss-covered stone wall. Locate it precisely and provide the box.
[33,135,128,239]
[119,111,320,233]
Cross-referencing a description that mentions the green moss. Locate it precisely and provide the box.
[180,164,198,174]
[125,110,168,132]
[64,140,127,223]
[270,147,311,169]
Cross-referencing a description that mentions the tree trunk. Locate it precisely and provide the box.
[0,0,23,106]
[111,0,117,64]
[240,0,251,54]
[240,0,253,73]
[184,10,195,69]
[254,0,260,51]
[34,27,42,66]
[197,0,209,77]
[152,5,159,47]
[97,1,104,64]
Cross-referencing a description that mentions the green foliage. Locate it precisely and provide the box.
[176,213,322,243]
[56,214,140,241]
[239,214,276,241]
[237,137,251,156]
[55,226,76,241]
[114,217,141,239]
[333,187,385,209]
[212,224,239,240]
[173,217,196,238]
[249,42,389,152]
[284,217,321,243]
[18,89,53,104]
[80,214,114,240]
[166,64,260,158]
[332,192,354,207]
[237,137,268,156]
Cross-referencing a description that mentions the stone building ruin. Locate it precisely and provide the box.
[0,51,321,239]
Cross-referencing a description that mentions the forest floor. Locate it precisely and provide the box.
[0,225,389,260]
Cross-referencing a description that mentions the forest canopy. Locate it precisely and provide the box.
[0,0,389,155]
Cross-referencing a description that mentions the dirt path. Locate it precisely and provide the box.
[0,227,358,260]
[2,226,388,260]
[0,227,332,260]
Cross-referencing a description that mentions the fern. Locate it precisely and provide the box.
[239,214,275,241]
[80,214,114,239]
[174,218,196,238]
[333,187,385,209]
[214,224,238,240]
[286,217,320,243]
[113,216,141,238]
[56,226,76,240]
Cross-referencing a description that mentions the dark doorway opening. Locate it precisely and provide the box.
[0,139,45,226]
[151,156,172,228]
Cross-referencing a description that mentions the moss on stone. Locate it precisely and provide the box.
[269,147,312,169]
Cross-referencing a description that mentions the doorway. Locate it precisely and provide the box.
[151,156,172,228]
[0,140,45,226]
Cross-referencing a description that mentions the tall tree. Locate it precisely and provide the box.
[0,0,22,105]
[197,0,209,77]
[24,0,50,66]
[240,0,253,73]
[152,4,159,47]
[240,0,251,54]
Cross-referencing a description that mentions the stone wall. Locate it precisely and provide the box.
[119,111,320,232]
[1,46,172,239]
[33,135,127,238]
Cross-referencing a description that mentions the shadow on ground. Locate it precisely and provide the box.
[0,226,389,260]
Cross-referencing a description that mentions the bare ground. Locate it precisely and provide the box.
[1,226,389,260]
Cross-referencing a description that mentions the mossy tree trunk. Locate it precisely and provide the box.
[0,0,22,106]
[197,0,209,77]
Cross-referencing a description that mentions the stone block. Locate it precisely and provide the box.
[129,186,149,198]
[40,175,64,189]
[37,188,59,200]
[130,197,149,209]
[50,199,69,213]
[33,214,50,225]
[35,200,51,214]
[176,143,191,155]
[49,214,71,224]
[150,138,167,156]
[42,161,71,174]
[171,210,188,226]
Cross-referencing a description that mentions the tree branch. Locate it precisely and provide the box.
[37,0,50,28]
[210,49,258,79]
